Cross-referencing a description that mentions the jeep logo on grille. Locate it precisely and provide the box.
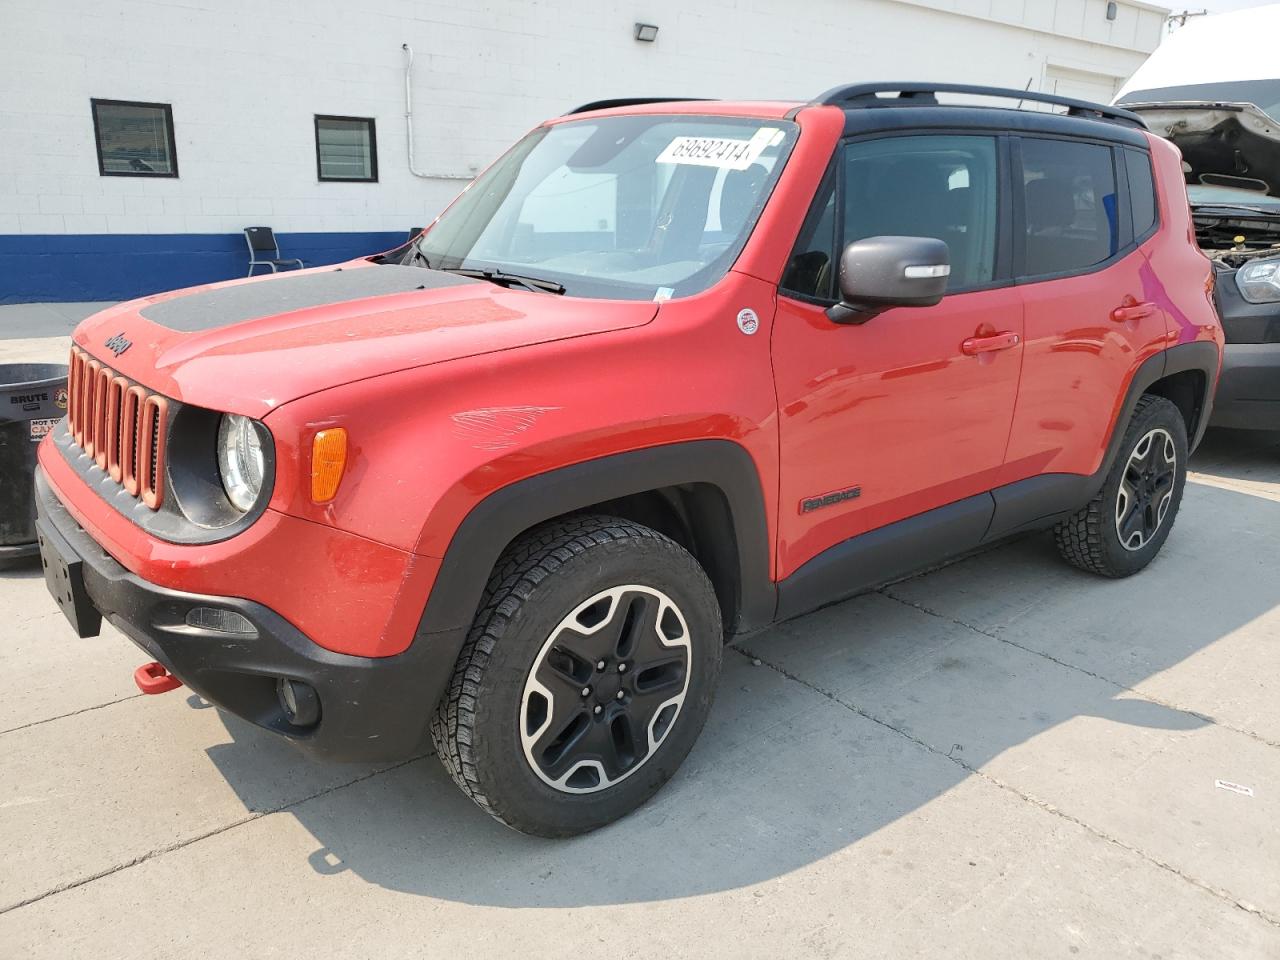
[104,333,132,357]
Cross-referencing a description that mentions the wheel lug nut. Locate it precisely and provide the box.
[618,663,628,673]
[581,687,591,697]
[593,704,602,715]
[615,690,624,700]
[596,660,606,671]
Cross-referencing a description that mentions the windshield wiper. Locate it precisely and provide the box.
[444,266,566,295]
[401,246,567,294]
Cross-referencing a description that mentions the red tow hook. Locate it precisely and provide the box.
[134,661,183,695]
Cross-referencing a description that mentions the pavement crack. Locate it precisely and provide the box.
[0,694,144,738]
[731,645,1280,931]
[0,753,432,916]
[878,587,1280,752]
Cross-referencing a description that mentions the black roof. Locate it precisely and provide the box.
[566,83,1148,147]
[815,83,1148,146]
[815,83,1143,126]
[835,100,1150,147]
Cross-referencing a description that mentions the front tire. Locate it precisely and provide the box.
[1054,394,1188,577]
[430,515,723,837]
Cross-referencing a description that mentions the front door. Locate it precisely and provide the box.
[772,134,1023,580]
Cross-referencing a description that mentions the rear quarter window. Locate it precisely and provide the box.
[1125,149,1158,239]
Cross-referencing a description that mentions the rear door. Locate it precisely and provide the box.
[772,133,1024,579]
[1004,136,1169,483]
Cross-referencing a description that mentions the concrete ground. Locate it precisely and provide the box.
[0,302,115,365]
[2,307,1279,957]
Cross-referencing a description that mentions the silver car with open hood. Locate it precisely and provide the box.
[1118,8,1280,430]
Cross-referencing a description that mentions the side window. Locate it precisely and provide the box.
[841,135,999,290]
[781,175,836,299]
[1020,138,1119,277]
[1125,149,1158,239]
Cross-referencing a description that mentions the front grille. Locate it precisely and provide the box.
[67,346,169,509]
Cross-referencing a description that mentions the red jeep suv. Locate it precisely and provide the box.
[36,83,1222,837]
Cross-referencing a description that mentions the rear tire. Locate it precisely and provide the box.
[1054,394,1188,577]
[430,514,723,837]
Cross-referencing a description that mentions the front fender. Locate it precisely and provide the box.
[415,439,776,639]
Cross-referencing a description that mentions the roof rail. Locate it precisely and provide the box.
[567,97,713,115]
[814,82,1146,128]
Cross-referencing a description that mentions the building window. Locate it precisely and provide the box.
[91,99,178,177]
[314,115,378,182]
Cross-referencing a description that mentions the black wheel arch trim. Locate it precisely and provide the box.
[414,440,776,644]
[1112,340,1218,464]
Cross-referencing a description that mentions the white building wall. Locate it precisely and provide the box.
[0,0,1168,242]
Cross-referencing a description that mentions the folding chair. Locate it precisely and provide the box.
[244,227,305,277]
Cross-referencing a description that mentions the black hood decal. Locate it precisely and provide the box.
[139,265,481,332]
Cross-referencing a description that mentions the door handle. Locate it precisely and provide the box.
[961,331,1020,356]
[1110,301,1157,323]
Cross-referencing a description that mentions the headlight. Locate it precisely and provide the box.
[217,414,266,511]
[1235,257,1280,303]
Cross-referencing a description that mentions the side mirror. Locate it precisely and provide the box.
[826,236,951,324]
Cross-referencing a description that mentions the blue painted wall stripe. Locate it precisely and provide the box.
[0,232,410,304]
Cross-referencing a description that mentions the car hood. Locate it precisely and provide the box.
[72,262,658,417]
[1126,100,1280,200]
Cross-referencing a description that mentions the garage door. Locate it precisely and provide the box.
[1045,65,1124,104]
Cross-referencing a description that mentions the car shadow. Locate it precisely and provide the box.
[1191,427,1280,483]
[0,558,44,579]
[199,474,1276,909]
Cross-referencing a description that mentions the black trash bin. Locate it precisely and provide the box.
[1,363,69,566]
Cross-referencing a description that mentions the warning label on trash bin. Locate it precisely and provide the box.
[29,418,58,441]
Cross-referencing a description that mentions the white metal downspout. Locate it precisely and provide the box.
[402,43,470,181]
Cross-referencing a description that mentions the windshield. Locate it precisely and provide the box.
[413,114,797,301]
[1118,79,1280,117]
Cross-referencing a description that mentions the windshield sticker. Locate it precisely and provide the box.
[657,128,778,170]
[654,287,674,302]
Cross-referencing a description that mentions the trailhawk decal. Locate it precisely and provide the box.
[800,486,862,514]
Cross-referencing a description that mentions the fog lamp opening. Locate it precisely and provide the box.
[185,606,257,636]
[277,677,321,727]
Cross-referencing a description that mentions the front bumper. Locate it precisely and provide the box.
[35,467,462,761]
[1210,342,1280,431]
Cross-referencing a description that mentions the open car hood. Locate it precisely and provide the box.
[1125,100,1280,199]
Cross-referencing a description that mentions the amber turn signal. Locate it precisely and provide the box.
[311,428,348,503]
